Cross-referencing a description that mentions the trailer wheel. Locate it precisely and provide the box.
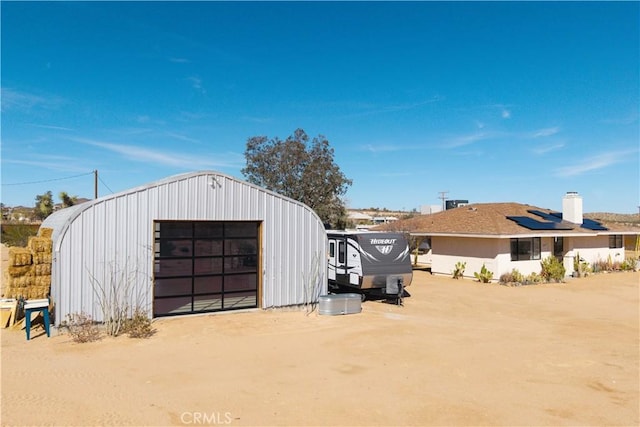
[360,293,367,302]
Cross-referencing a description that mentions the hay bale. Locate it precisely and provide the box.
[3,288,18,299]
[27,286,49,299]
[33,253,53,264]
[6,265,33,278]
[34,264,51,276]
[35,275,51,287]
[28,237,52,254]
[8,248,32,267]
[39,227,53,238]
[12,276,36,288]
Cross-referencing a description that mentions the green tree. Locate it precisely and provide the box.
[59,191,78,208]
[34,191,54,220]
[242,129,352,228]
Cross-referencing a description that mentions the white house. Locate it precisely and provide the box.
[381,192,638,280]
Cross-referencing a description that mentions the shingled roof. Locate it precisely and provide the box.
[376,202,636,237]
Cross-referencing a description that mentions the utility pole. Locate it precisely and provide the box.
[94,170,98,199]
[438,191,449,211]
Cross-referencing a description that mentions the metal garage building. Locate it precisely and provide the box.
[40,171,327,325]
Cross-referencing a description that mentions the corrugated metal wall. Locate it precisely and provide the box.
[42,171,327,325]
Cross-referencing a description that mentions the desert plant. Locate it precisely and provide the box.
[302,252,323,315]
[0,223,39,247]
[88,259,148,337]
[60,312,102,343]
[452,261,466,279]
[540,255,566,282]
[621,257,639,271]
[572,253,591,277]
[524,272,544,284]
[474,264,493,283]
[123,308,155,338]
[500,268,524,285]
[592,258,607,273]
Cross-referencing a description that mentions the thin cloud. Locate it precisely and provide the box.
[360,144,405,153]
[478,103,513,120]
[444,132,492,148]
[169,57,190,63]
[532,143,565,155]
[73,138,242,169]
[187,76,205,94]
[1,87,65,112]
[530,127,560,138]
[28,123,74,131]
[344,96,442,118]
[601,112,639,125]
[241,116,272,124]
[378,171,412,177]
[3,157,91,173]
[163,132,200,144]
[554,149,637,177]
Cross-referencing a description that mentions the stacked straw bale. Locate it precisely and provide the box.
[3,228,53,300]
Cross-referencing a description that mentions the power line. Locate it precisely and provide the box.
[1,171,95,186]
[98,174,114,194]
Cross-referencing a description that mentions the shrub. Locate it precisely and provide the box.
[592,258,607,273]
[572,252,591,277]
[0,224,39,247]
[452,261,466,279]
[499,269,524,285]
[540,255,566,282]
[60,312,102,343]
[621,257,639,271]
[524,272,544,284]
[123,308,155,339]
[474,264,493,283]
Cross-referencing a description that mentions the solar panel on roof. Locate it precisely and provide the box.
[581,218,608,231]
[528,210,563,222]
[507,216,574,230]
[528,209,609,231]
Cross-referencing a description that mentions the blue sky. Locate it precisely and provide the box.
[2,1,639,213]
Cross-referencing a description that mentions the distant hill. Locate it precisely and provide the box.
[584,212,640,226]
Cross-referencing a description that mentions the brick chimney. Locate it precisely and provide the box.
[562,192,583,225]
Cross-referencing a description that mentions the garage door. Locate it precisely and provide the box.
[153,221,260,317]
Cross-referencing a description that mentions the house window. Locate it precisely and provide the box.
[553,237,564,259]
[510,237,541,261]
[609,235,623,249]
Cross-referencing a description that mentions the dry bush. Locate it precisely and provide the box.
[60,312,102,343]
[123,308,155,339]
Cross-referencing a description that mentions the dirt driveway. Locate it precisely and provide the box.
[1,269,638,426]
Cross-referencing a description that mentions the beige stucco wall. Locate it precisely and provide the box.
[431,237,501,280]
[563,235,626,272]
[429,235,628,281]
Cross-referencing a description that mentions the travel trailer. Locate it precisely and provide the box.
[327,231,413,302]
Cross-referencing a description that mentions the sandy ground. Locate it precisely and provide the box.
[1,246,638,426]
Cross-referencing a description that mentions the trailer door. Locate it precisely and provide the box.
[328,239,336,281]
[337,239,347,277]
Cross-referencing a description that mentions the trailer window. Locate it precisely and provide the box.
[338,241,345,263]
[329,241,335,258]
